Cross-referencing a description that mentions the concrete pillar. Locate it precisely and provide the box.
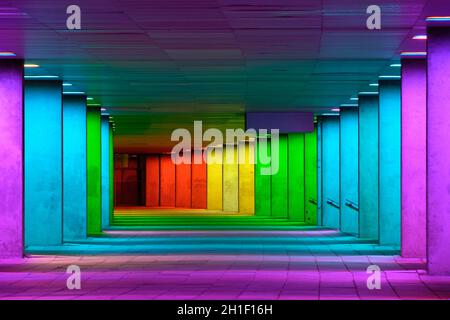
[101,116,111,229]
[24,80,63,246]
[378,80,401,246]
[238,140,255,214]
[304,127,318,225]
[358,94,379,239]
[340,107,359,235]
[87,108,102,236]
[401,57,427,258]
[322,116,340,229]
[288,133,305,221]
[223,145,239,212]
[271,135,288,218]
[255,137,271,216]
[427,25,450,274]
[0,60,23,258]
[317,121,323,225]
[63,95,87,241]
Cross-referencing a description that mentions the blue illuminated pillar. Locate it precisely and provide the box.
[378,80,401,246]
[101,116,112,229]
[63,95,87,241]
[340,107,359,235]
[358,94,379,240]
[24,80,63,246]
[321,116,340,229]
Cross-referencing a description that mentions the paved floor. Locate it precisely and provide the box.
[1,230,449,300]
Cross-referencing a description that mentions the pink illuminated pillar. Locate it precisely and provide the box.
[427,25,450,275]
[401,57,427,258]
[0,59,23,259]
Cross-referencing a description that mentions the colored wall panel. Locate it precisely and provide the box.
[322,117,340,229]
[191,151,207,209]
[223,146,239,212]
[109,127,114,219]
[24,80,63,246]
[401,58,426,258]
[238,141,255,214]
[427,27,450,274]
[160,155,176,207]
[101,117,111,229]
[63,95,87,241]
[288,133,305,221]
[176,155,192,208]
[340,108,359,235]
[358,94,379,239]
[145,156,160,207]
[378,80,401,246]
[305,127,318,225]
[87,108,102,236]
[0,60,23,258]
[255,138,271,216]
[246,112,314,133]
[207,147,223,210]
[317,122,323,225]
[271,135,288,217]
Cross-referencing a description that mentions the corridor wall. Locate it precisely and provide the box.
[305,128,318,225]
[358,94,379,239]
[63,95,87,241]
[340,108,359,235]
[321,116,340,229]
[87,108,102,236]
[378,80,401,246]
[0,60,23,258]
[25,80,63,246]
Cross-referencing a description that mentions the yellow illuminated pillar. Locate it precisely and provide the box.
[207,146,223,210]
[238,140,255,214]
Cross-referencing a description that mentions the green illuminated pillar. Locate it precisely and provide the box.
[288,133,305,221]
[271,135,288,217]
[305,127,318,225]
[87,108,102,236]
[255,137,271,216]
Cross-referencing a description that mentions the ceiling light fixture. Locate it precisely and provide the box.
[0,52,16,57]
[24,63,39,68]
[359,91,378,95]
[24,75,59,79]
[340,104,358,107]
[350,97,359,101]
[390,63,402,67]
[62,83,72,86]
[401,51,427,56]
[379,75,401,79]
[63,91,85,95]
[426,16,450,22]
[413,35,427,40]
[369,83,379,87]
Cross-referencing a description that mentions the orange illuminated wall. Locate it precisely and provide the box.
[176,154,192,208]
[160,155,176,207]
[145,155,159,207]
[191,151,207,209]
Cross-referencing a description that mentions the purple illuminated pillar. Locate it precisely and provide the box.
[0,60,23,259]
[401,57,426,258]
[427,26,450,275]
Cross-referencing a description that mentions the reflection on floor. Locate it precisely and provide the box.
[1,229,449,300]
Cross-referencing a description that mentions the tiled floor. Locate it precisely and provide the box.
[1,229,449,300]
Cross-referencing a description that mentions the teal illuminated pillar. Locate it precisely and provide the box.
[304,127,318,225]
[317,121,323,225]
[322,116,340,229]
[255,136,271,216]
[109,124,114,223]
[271,135,288,217]
[288,133,305,221]
[378,80,401,246]
[340,107,359,235]
[24,80,63,246]
[63,95,87,241]
[101,116,111,229]
[358,94,379,239]
[87,108,102,236]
